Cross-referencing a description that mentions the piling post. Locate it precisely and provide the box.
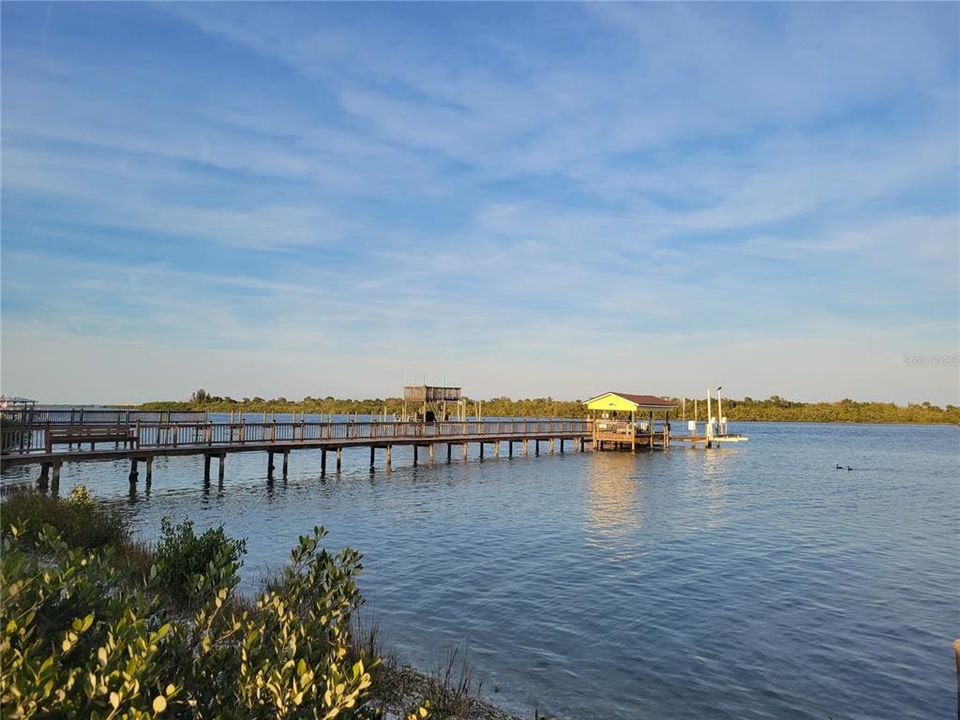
[218,454,225,483]
[429,444,435,463]
[129,459,139,485]
[336,448,342,472]
[37,463,51,491]
[321,449,327,475]
[447,443,452,463]
[523,439,529,456]
[51,462,62,496]
[386,445,392,469]
[535,440,540,456]
[413,445,419,466]
[509,441,513,458]
[204,455,212,482]
[560,438,565,453]
[145,457,153,486]
[479,442,484,460]
[282,450,289,477]
[954,638,960,717]
[267,451,275,477]
[370,446,376,469]
[462,443,468,461]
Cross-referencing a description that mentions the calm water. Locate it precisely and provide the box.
[3,422,958,719]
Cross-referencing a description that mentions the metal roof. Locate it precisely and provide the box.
[583,391,677,409]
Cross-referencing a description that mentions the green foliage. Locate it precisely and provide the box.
[139,392,960,424]
[0,485,128,548]
[0,519,431,719]
[154,518,246,605]
[717,396,960,424]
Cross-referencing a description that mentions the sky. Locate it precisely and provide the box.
[1,2,958,406]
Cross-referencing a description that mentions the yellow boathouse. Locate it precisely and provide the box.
[583,391,677,451]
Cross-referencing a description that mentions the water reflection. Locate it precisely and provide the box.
[0,424,956,720]
[688,447,739,530]
[584,452,643,540]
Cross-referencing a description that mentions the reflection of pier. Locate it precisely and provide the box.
[1,418,590,493]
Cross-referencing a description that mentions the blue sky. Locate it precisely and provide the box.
[2,2,957,405]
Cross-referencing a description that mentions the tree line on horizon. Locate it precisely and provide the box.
[136,390,960,424]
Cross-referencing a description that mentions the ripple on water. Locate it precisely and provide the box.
[2,422,957,719]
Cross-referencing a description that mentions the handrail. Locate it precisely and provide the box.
[0,419,590,456]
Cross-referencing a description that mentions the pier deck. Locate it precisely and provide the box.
[1,419,592,488]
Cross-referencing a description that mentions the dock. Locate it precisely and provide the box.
[1,385,748,493]
[1,416,592,492]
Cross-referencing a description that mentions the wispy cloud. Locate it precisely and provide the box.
[2,2,957,404]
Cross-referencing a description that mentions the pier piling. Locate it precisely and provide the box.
[51,462,61,495]
[37,462,50,491]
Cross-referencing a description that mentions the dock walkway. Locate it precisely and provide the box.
[1,419,591,490]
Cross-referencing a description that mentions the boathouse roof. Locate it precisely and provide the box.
[583,392,676,412]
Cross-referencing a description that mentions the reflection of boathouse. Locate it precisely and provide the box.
[584,391,677,452]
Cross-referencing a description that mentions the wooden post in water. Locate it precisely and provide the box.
[370,446,375,468]
[129,459,138,485]
[282,450,289,477]
[953,638,960,717]
[204,455,212,482]
[447,443,452,462]
[549,438,555,454]
[145,458,153,486]
[509,441,513,458]
[267,452,275,477]
[385,445,392,469]
[336,448,342,472]
[479,442,484,460]
[218,454,225,483]
[560,438,565,453]
[523,439,529,456]
[413,445,419,466]
[51,462,61,496]
[462,443,468,461]
[535,440,540,456]
[321,449,327,475]
[37,463,50,491]
[494,441,500,458]
[429,444,435,463]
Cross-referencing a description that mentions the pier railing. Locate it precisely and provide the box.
[1,419,590,457]
[0,409,208,425]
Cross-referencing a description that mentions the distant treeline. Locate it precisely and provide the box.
[137,390,960,424]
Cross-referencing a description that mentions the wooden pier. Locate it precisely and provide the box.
[0,418,592,491]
